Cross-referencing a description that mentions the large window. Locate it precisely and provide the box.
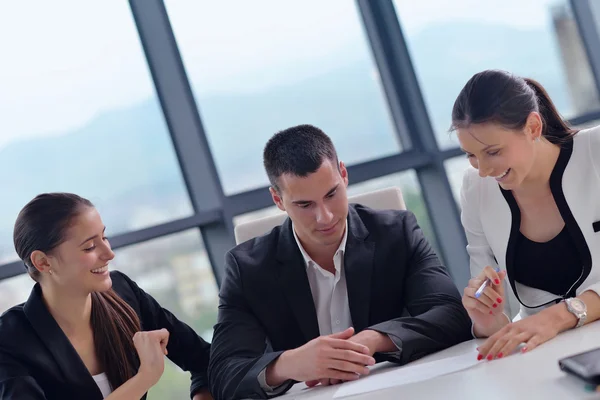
[394,0,599,149]
[347,171,437,253]
[444,156,471,205]
[165,0,402,195]
[0,1,192,264]
[0,273,34,315]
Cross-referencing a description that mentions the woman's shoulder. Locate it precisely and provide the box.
[109,270,140,290]
[0,304,30,347]
[461,166,495,197]
[574,125,600,171]
[575,124,600,146]
[109,270,140,303]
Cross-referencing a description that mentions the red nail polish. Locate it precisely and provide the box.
[521,347,528,353]
[486,354,493,361]
[497,298,503,303]
[492,303,497,308]
[497,353,503,358]
[477,354,483,361]
[494,279,500,285]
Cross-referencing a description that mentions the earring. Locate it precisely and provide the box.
[535,137,541,142]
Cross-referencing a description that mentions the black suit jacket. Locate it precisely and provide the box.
[208,204,472,400]
[0,271,210,400]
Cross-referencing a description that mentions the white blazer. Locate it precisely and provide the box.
[460,125,600,320]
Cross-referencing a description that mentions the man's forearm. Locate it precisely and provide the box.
[352,329,396,354]
[265,349,295,387]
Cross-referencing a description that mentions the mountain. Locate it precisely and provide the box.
[0,21,574,258]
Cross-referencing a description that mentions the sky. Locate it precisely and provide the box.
[0,0,567,149]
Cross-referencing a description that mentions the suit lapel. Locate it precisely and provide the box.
[276,218,320,342]
[23,284,103,400]
[344,206,374,332]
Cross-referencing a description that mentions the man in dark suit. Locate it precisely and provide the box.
[208,124,472,400]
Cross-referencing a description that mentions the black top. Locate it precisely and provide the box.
[513,226,583,297]
[208,204,472,400]
[501,139,592,308]
[0,271,210,400]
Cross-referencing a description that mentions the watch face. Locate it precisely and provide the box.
[569,299,585,313]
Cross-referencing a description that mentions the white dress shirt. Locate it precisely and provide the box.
[92,373,112,398]
[293,221,353,335]
[259,220,353,393]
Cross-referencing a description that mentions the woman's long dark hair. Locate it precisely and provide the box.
[451,69,577,143]
[13,193,141,390]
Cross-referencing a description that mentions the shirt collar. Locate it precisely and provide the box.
[292,219,348,269]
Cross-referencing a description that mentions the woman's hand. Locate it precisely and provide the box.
[462,266,510,337]
[476,311,561,361]
[105,329,171,400]
[133,329,170,388]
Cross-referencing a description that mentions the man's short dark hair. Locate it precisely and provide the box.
[263,124,339,192]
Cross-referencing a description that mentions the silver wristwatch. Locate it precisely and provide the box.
[564,298,587,328]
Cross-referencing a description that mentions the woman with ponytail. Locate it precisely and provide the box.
[454,70,600,361]
[0,193,213,400]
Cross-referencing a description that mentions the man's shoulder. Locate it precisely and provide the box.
[351,204,413,235]
[227,224,283,269]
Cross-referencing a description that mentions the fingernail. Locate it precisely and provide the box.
[492,303,497,308]
[497,298,503,303]
[521,347,528,353]
[486,354,493,361]
[497,353,503,358]
[477,354,483,361]
[494,279,500,285]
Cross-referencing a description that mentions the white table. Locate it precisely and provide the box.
[279,321,600,400]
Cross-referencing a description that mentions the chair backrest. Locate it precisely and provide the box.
[234,186,406,244]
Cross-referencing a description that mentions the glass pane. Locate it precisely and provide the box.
[111,229,217,399]
[347,171,437,252]
[0,2,193,264]
[444,156,472,206]
[0,273,34,315]
[234,171,438,256]
[165,0,401,195]
[395,0,599,149]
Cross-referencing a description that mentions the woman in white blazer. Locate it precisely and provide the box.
[454,70,600,362]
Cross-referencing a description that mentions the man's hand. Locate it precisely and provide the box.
[348,329,395,356]
[266,327,375,387]
[305,329,394,387]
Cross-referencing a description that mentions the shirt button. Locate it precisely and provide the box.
[335,320,340,325]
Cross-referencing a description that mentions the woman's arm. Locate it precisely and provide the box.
[536,291,600,332]
[116,271,211,398]
[460,169,513,337]
[104,374,154,400]
[106,329,172,400]
[0,351,47,400]
[192,388,213,400]
[476,290,600,360]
